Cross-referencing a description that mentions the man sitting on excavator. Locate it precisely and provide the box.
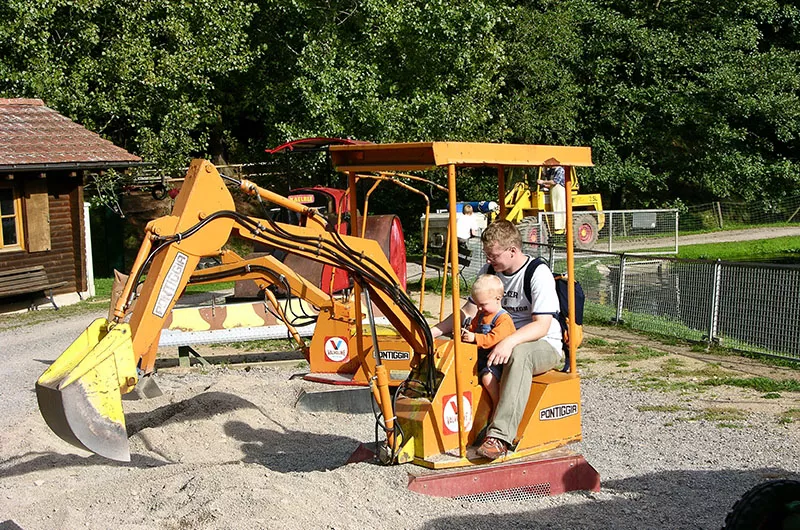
[430,220,563,459]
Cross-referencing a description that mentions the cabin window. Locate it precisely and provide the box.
[0,183,23,251]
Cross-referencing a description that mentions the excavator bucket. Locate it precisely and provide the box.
[36,318,139,462]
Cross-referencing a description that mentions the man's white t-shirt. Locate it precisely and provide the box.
[456,213,478,240]
[476,257,563,355]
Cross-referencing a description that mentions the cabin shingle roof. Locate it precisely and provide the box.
[0,98,142,171]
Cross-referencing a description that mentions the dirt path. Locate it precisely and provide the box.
[2,309,798,530]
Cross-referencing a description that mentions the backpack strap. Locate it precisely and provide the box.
[523,257,545,303]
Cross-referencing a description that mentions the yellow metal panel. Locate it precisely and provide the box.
[222,303,268,329]
[169,306,214,331]
[330,142,593,172]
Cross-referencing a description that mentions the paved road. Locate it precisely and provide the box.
[606,225,800,252]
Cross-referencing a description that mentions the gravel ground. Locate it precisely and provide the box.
[1,308,799,529]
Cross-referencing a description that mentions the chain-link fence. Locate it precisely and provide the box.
[532,210,679,255]
[535,247,800,361]
[683,196,800,231]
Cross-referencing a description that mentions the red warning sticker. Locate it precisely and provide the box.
[442,392,473,435]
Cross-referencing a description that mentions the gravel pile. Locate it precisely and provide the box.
[0,311,798,529]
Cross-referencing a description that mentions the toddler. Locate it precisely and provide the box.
[461,274,516,408]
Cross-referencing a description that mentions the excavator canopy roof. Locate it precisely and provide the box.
[329,141,593,172]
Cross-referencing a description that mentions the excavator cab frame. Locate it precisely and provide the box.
[36,142,599,495]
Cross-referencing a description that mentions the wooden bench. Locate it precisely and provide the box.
[0,265,68,310]
[409,241,472,288]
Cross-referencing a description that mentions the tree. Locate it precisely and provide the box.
[574,0,800,207]
[0,0,260,168]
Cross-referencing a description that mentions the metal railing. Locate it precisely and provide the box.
[539,248,800,361]
[534,210,679,255]
[684,196,800,231]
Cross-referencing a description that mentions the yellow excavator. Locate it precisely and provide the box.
[36,143,599,497]
[503,165,605,250]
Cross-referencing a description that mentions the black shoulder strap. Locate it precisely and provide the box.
[524,257,545,303]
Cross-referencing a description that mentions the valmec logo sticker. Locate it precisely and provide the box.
[379,350,410,361]
[324,336,349,362]
[539,403,579,421]
[442,392,473,435]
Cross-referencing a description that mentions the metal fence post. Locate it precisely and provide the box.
[608,211,613,252]
[614,254,627,324]
[707,259,722,348]
[674,210,679,254]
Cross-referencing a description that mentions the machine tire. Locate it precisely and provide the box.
[518,216,549,246]
[723,479,800,530]
[574,214,598,250]
[151,183,168,200]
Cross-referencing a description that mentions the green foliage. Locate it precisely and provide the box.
[0,0,260,168]
[1,0,799,212]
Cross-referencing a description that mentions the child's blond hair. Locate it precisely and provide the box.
[471,274,504,299]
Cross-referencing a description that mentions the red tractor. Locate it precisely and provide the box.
[235,138,407,298]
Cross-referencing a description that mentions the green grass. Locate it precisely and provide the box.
[685,407,748,423]
[185,281,235,293]
[778,409,800,424]
[209,338,298,352]
[632,377,703,393]
[0,296,109,330]
[604,344,669,363]
[675,235,800,262]
[584,301,800,369]
[636,404,685,413]
[701,376,800,393]
[93,276,234,299]
[94,277,114,298]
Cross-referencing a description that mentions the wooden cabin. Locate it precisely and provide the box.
[0,98,144,311]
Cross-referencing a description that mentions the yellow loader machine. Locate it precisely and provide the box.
[503,164,605,250]
[37,143,599,498]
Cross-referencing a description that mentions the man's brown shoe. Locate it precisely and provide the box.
[477,437,507,460]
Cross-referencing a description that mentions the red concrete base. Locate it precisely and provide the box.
[407,451,600,498]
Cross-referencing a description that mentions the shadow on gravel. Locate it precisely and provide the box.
[0,451,166,479]
[127,391,363,473]
[32,358,54,366]
[126,391,259,436]
[420,468,800,530]
[224,419,364,473]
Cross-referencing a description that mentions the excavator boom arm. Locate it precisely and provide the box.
[36,160,431,461]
